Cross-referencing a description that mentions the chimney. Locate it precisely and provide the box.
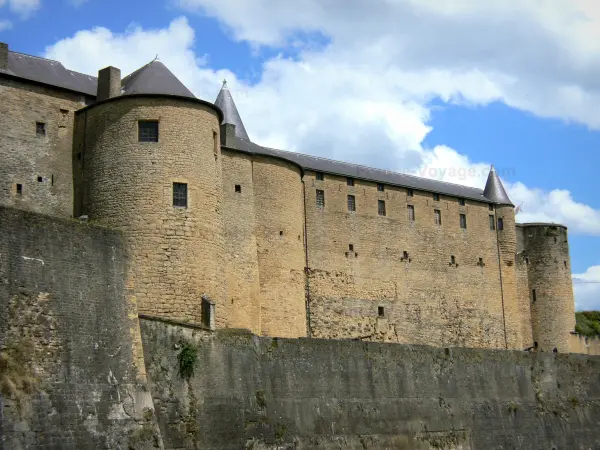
[0,42,8,71]
[97,66,121,101]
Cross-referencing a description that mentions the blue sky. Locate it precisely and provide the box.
[2,0,600,309]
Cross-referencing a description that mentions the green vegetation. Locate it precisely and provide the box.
[177,341,197,379]
[575,311,600,337]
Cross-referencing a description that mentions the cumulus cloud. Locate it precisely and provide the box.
[0,19,11,31]
[573,266,600,310]
[43,13,600,238]
[7,0,40,17]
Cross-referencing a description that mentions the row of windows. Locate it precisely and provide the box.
[318,190,504,229]
[316,172,491,209]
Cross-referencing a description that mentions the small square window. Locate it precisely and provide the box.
[489,215,495,230]
[173,182,188,208]
[459,213,467,229]
[407,188,414,197]
[235,184,241,193]
[378,200,386,216]
[402,251,409,260]
[139,120,159,142]
[450,255,456,265]
[407,204,415,221]
[377,183,384,192]
[497,217,504,230]
[37,176,43,182]
[458,198,466,206]
[434,209,441,225]
[488,204,494,211]
[378,306,385,318]
[433,193,440,201]
[316,189,325,208]
[16,184,23,195]
[347,195,356,212]
[316,172,324,181]
[36,122,46,137]
[349,244,354,252]
[347,177,354,187]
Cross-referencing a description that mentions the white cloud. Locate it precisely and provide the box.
[0,19,11,31]
[573,266,600,310]
[7,0,40,17]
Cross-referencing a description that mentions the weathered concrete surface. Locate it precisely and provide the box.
[0,206,161,449]
[141,318,600,450]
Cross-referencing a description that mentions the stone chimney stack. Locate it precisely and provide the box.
[0,42,8,71]
[97,66,121,101]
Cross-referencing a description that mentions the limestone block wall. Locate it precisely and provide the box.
[75,96,225,325]
[569,333,600,356]
[515,227,534,349]
[304,170,509,349]
[253,156,306,338]
[0,77,88,218]
[519,224,576,352]
[221,149,262,333]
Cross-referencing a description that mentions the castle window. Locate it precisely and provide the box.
[348,195,356,212]
[459,213,467,229]
[37,176,43,182]
[36,122,46,137]
[525,257,529,264]
[173,182,187,208]
[407,204,415,221]
[458,198,465,206]
[532,289,537,302]
[378,306,385,318]
[316,172,324,181]
[316,189,325,208]
[235,184,241,193]
[450,255,456,265]
[489,204,494,211]
[349,244,354,252]
[478,257,484,266]
[347,177,354,186]
[489,215,495,230]
[433,193,440,201]
[377,183,385,192]
[407,188,414,197]
[497,217,504,230]
[378,200,386,216]
[138,120,159,142]
[16,184,22,195]
[434,209,441,225]
[402,251,409,260]
[564,260,567,268]
[213,130,219,156]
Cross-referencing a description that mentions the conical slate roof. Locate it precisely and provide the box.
[121,60,195,98]
[483,165,513,206]
[215,80,249,140]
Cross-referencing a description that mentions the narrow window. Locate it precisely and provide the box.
[459,213,467,229]
[458,198,465,206]
[489,215,495,230]
[349,244,354,252]
[16,184,23,195]
[138,120,159,142]
[213,130,219,156]
[235,184,241,193]
[532,289,537,302]
[402,251,409,260]
[347,195,356,212]
[525,257,529,265]
[316,189,325,208]
[434,209,441,225]
[36,122,46,137]
[407,204,415,221]
[488,204,494,211]
[478,257,484,266]
[316,172,324,181]
[76,152,82,161]
[378,306,385,318]
[378,200,386,216]
[497,217,504,230]
[173,182,188,208]
[433,193,440,201]
[347,177,354,186]
[377,183,384,192]
[407,188,414,197]
[564,260,567,268]
[450,255,456,265]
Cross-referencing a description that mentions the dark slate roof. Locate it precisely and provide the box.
[224,135,493,203]
[1,51,97,96]
[215,81,250,140]
[121,60,195,98]
[483,165,513,206]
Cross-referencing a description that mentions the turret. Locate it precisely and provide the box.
[215,80,250,141]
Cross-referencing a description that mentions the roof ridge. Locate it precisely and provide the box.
[261,146,485,192]
[10,50,61,64]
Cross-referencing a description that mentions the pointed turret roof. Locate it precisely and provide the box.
[121,59,195,98]
[483,165,513,206]
[215,80,249,140]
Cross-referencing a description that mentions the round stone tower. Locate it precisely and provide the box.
[74,62,226,325]
[518,223,575,352]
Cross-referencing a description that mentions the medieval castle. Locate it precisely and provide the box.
[0,41,584,355]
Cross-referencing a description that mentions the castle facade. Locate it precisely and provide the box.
[0,41,579,353]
